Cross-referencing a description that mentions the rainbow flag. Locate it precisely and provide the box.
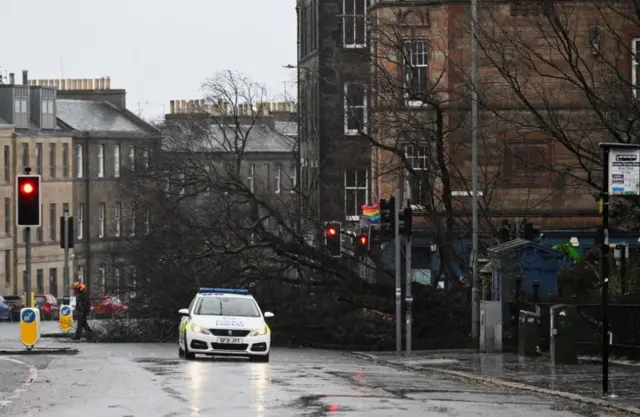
[362,204,380,224]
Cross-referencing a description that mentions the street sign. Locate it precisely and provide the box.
[59,305,72,333]
[20,307,40,347]
[608,147,640,195]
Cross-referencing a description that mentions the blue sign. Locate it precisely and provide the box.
[21,309,35,323]
[61,306,71,316]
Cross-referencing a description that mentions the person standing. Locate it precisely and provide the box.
[71,282,93,340]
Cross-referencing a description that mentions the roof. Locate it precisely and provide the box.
[0,116,10,127]
[56,99,149,133]
[274,121,297,137]
[165,122,295,154]
[487,238,559,256]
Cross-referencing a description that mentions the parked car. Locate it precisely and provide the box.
[0,296,11,321]
[4,295,24,321]
[34,294,59,321]
[90,295,128,318]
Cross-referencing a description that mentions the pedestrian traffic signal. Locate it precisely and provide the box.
[379,197,395,238]
[324,221,342,257]
[16,175,41,227]
[354,234,369,258]
[399,205,413,236]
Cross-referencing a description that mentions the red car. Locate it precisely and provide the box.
[90,295,128,318]
[35,294,59,320]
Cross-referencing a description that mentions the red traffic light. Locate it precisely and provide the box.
[21,182,35,195]
[327,227,337,236]
[358,235,368,246]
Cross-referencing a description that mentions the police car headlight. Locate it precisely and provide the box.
[249,323,270,337]
[190,323,210,335]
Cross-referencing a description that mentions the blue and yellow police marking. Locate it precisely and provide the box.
[20,307,40,347]
[59,305,72,333]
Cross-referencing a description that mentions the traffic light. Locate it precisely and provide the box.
[16,175,41,227]
[523,222,542,242]
[379,197,395,238]
[354,234,369,258]
[399,206,413,236]
[324,221,342,257]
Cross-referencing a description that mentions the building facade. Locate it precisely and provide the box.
[298,0,372,231]
[30,77,162,295]
[0,71,75,297]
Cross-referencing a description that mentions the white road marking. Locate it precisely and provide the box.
[0,356,39,408]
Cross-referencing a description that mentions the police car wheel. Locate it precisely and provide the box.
[183,335,195,360]
[250,354,269,363]
[178,343,185,358]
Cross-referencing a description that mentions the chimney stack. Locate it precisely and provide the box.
[170,100,175,114]
[9,73,14,84]
[22,70,28,85]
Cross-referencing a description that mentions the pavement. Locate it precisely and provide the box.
[0,321,627,416]
[352,350,640,414]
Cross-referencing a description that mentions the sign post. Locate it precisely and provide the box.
[59,305,72,333]
[599,143,640,398]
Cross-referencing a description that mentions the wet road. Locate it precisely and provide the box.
[0,322,615,416]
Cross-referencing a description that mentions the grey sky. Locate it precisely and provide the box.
[0,0,297,121]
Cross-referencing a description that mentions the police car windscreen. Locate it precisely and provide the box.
[195,297,260,317]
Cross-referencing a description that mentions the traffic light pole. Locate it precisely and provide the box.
[63,210,70,305]
[394,189,401,354]
[23,167,32,309]
[24,227,31,308]
[405,228,412,356]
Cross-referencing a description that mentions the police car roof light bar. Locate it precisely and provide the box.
[199,288,249,294]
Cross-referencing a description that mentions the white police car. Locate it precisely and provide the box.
[178,288,274,362]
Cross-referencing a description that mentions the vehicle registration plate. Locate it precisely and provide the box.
[218,337,242,344]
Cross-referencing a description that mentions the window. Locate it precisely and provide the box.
[403,40,429,103]
[342,0,366,48]
[98,264,106,292]
[49,268,58,297]
[344,168,368,220]
[404,144,429,170]
[145,209,150,234]
[273,164,282,193]
[115,202,121,237]
[99,202,105,238]
[36,207,43,241]
[114,145,120,177]
[35,143,42,174]
[36,269,43,294]
[62,144,69,178]
[77,203,84,240]
[130,206,136,237]
[504,138,551,186]
[129,145,135,171]
[344,83,366,135]
[248,164,255,192]
[49,143,56,178]
[3,198,9,235]
[3,145,9,182]
[143,148,149,168]
[21,143,28,169]
[633,38,640,98]
[97,144,104,178]
[76,144,83,178]
[49,204,56,241]
[5,251,10,286]
[289,165,297,193]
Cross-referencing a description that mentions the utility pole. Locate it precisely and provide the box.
[405,203,413,356]
[470,0,481,349]
[394,188,401,354]
[63,210,71,304]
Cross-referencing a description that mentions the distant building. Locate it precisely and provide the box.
[0,70,74,297]
[30,76,161,295]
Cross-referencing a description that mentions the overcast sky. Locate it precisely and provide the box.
[0,0,297,121]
